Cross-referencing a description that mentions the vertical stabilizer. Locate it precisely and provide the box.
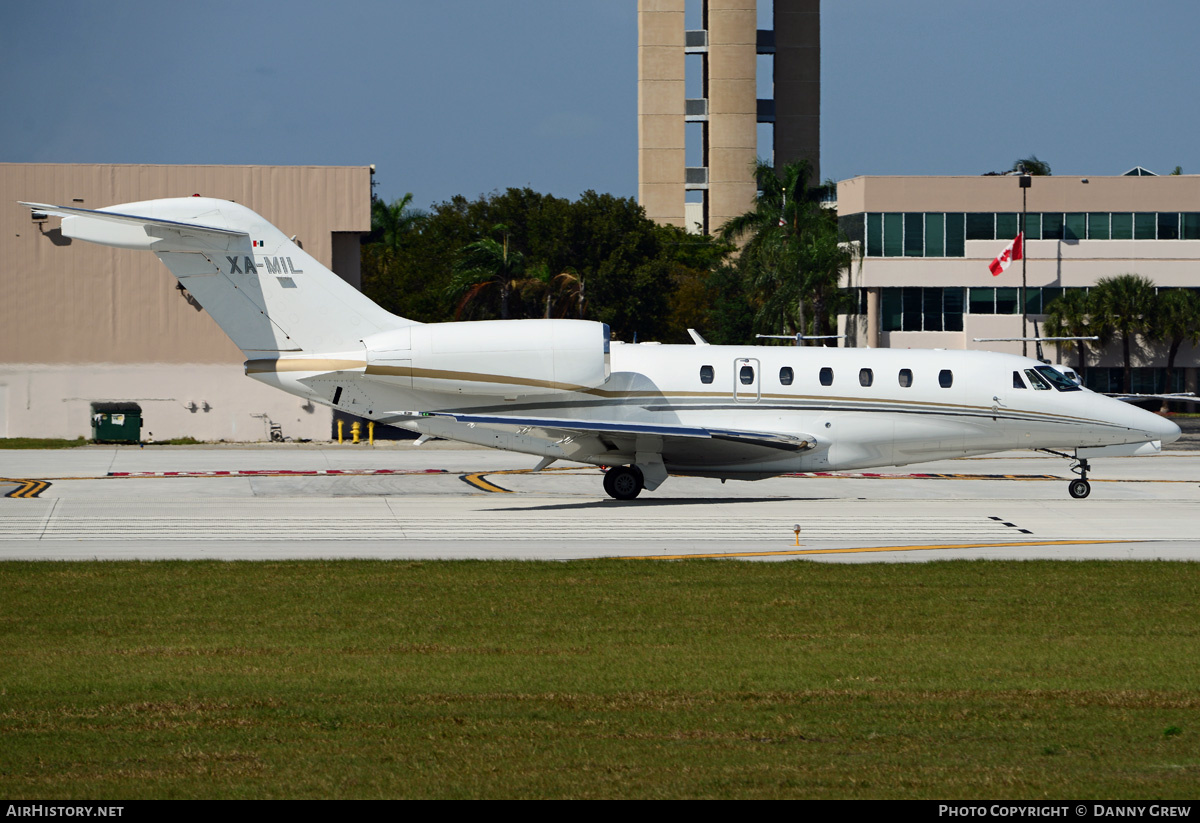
[20,197,414,356]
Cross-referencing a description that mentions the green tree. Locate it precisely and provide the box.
[1153,288,1200,406]
[361,186,730,340]
[369,193,426,256]
[1011,155,1052,175]
[1090,274,1158,393]
[449,224,528,320]
[719,160,855,342]
[1043,289,1100,381]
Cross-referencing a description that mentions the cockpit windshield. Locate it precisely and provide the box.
[1034,365,1083,392]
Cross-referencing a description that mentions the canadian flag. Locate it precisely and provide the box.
[988,233,1023,276]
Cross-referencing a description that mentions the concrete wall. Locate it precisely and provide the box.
[0,364,327,442]
[638,0,687,228]
[707,0,758,233]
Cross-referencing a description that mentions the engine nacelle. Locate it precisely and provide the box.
[363,319,610,396]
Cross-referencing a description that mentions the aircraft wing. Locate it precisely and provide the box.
[391,410,818,453]
[1106,392,1198,404]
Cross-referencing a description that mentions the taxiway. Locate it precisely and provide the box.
[2,443,1198,562]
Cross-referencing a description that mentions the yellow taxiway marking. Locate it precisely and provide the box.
[461,466,589,494]
[0,478,51,499]
[621,539,1141,560]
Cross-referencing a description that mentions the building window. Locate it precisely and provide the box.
[898,368,913,388]
[881,287,965,332]
[779,367,794,386]
[945,213,965,256]
[1042,212,1064,240]
[859,368,873,387]
[996,212,1019,239]
[1065,213,1086,241]
[819,367,833,387]
[700,365,714,384]
[1111,213,1133,239]
[925,212,945,256]
[939,370,953,389]
[1087,213,1110,240]
[867,213,883,256]
[859,210,1200,253]
[968,287,1020,315]
[1158,212,1181,240]
[1024,213,1042,240]
[883,213,903,257]
[863,213,965,258]
[966,213,994,240]
[1134,212,1157,239]
[904,212,924,256]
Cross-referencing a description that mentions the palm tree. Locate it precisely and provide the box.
[1043,289,1099,381]
[718,160,854,342]
[370,193,426,256]
[1090,274,1158,393]
[449,224,527,320]
[1154,288,1200,407]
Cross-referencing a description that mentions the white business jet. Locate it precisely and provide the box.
[21,197,1180,500]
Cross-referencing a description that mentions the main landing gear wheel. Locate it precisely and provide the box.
[1068,478,1091,499]
[603,466,644,500]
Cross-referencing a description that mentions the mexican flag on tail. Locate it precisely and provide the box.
[988,232,1023,276]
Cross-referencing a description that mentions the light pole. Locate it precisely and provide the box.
[1019,166,1031,357]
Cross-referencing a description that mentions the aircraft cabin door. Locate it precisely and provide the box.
[733,357,760,403]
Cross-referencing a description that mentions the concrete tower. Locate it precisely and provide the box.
[637,0,820,235]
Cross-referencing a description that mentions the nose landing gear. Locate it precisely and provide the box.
[1042,450,1091,498]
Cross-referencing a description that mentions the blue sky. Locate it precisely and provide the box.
[3,1,1196,210]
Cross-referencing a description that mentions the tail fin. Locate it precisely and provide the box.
[20,197,412,355]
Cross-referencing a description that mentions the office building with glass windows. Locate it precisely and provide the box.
[836,173,1200,394]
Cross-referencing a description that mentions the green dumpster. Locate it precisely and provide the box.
[91,403,143,443]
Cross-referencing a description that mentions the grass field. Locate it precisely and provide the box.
[2,559,1200,799]
[0,437,89,449]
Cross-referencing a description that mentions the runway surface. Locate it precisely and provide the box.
[2,443,1198,562]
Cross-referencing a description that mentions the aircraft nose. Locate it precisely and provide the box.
[1148,413,1182,445]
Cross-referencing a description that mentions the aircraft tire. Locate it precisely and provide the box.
[605,466,644,500]
[1068,478,1091,499]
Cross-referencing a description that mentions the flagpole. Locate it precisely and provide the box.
[1019,168,1031,358]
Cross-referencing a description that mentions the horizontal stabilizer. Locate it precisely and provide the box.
[20,202,247,243]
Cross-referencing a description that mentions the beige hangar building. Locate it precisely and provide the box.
[1,163,372,441]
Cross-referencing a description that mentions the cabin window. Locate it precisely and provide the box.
[739,365,755,385]
[700,365,714,384]
[1013,371,1027,389]
[859,368,873,387]
[1025,368,1052,390]
[1035,365,1083,392]
[779,367,794,386]
[819,367,834,387]
[898,369,913,388]
[939,369,953,388]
